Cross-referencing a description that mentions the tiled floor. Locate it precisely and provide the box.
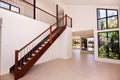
[1,49,120,80]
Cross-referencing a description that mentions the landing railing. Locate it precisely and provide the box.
[67,15,72,28]
[0,0,56,24]
[0,0,72,27]
[14,15,68,80]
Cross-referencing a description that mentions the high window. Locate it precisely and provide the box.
[0,1,20,13]
[97,9,118,30]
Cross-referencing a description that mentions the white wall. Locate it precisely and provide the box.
[0,8,72,75]
[0,8,49,75]
[65,27,73,58]
[66,5,120,64]
[65,5,119,32]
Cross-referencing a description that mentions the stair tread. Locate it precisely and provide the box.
[41,44,45,47]
[18,67,22,70]
[23,62,27,65]
[39,47,42,50]
[44,41,48,43]
[35,50,39,53]
[31,54,36,56]
[27,58,32,60]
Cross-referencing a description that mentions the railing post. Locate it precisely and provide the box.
[33,0,36,19]
[65,14,67,26]
[49,26,52,43]
[71,18,72,28]
[15,50,19,80]
[56,4,58,27]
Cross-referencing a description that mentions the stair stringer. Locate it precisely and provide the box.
[16,26,67,79]
[36,27,69,64]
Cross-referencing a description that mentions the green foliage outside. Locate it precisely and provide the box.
[100,20,106,29]
[98,31,119,59]
[108,16,118,29]
[109,52,119,59]
[99,44,108,58]
[98,9,119,60]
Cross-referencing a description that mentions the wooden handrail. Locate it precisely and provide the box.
[18,15,66,52]
[19,27,50,52]
[14,14,71,80]
[36,6,56,18]
[23,0,33,6]
[23,0,56,18]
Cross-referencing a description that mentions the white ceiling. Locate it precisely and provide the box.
[62,0,120,5]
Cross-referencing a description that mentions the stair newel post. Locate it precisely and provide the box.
[65,14,67,26]
[50,26,52,43]
[15,50,19,80]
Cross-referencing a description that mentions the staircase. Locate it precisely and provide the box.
[10,15,68,80]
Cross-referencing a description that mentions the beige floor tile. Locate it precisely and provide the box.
[1,49,120,80]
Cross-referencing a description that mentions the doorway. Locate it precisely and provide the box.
[72,39,80,49]
[72,29,94,54]
[81,37,94,52]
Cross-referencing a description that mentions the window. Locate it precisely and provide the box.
[11,5,20,13]
[0,1,20,13]
[97,8,120,60]
[98,31,119,59]
[0,1,10,9]
[97,9,118,30]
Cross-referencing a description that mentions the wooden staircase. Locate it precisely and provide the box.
[10,15,68,80]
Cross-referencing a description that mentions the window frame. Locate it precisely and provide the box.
[97,8,119,30]
[0,1,10,10]
[97,8,120,60]
[0,1,20,13]
[10,5,20,13]
[97,30,120,59]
